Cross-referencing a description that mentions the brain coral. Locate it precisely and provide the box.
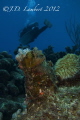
[54,54,80,80]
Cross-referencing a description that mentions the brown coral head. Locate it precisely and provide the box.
[21,47,46,69]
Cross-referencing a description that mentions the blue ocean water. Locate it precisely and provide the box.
[0,0,80,56]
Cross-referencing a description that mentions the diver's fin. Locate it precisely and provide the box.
[44,19,52,28]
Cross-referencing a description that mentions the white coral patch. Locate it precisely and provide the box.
[15,48,31,62]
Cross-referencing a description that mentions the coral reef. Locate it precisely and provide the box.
[14,47,80,120]
[1,48,80,120]
[0,51,25,120]
[43,45,80,65]
[43,45,66,64]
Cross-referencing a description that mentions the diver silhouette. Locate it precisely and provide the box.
[19,19,52,45]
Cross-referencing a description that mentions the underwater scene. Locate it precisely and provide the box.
[0,0,80,120]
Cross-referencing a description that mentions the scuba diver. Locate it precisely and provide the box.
[19,19,52,45]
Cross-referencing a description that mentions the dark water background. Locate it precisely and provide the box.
[0,0,80,56]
